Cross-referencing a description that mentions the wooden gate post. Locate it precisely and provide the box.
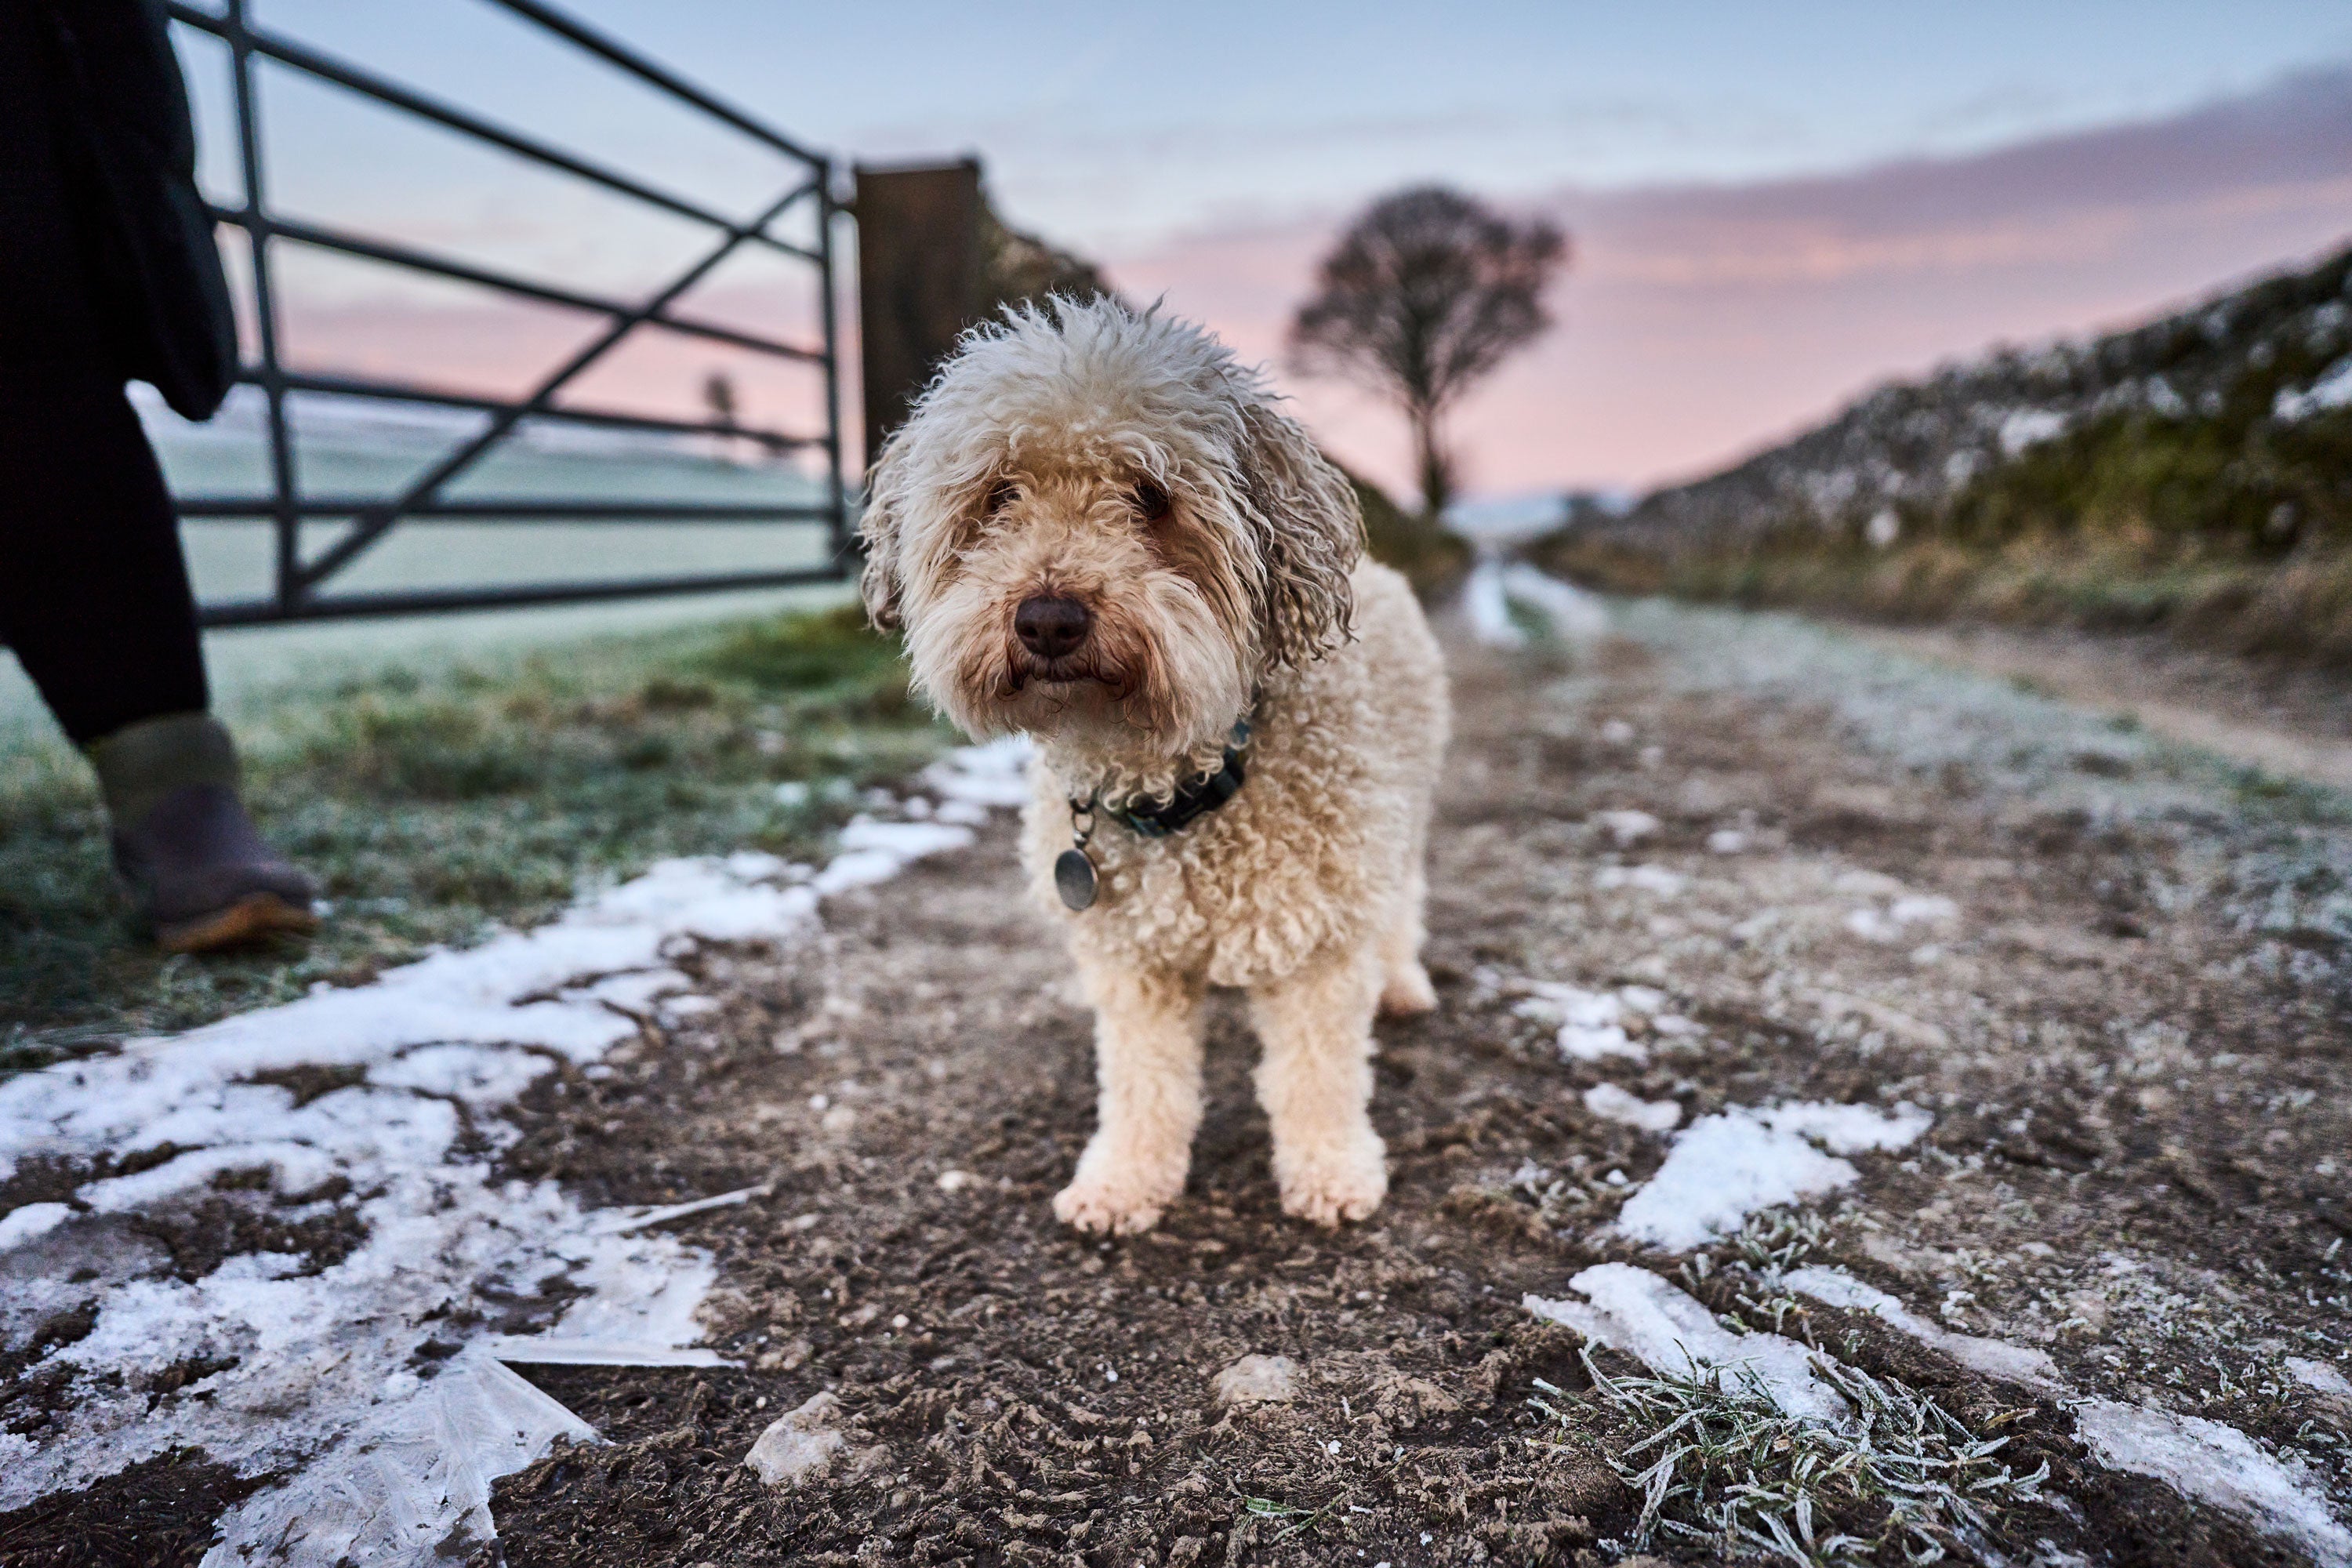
[853,158,985,471]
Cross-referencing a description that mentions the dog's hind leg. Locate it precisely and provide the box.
[1248,942,1387,1226]
[1377,806,1438,1017]
[1052,964,1206,1235]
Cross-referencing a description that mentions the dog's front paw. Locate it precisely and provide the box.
[1378,961,1438,1017]
[1052,1139,1184,1235]
[1051,1174,1167,1235]
[1274,1139,1388,1228]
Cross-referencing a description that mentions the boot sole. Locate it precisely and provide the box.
[155,893,321,955]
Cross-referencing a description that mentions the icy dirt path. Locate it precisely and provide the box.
[0,741,1030,1566]
[7,589,2350,1566]
[1481,590,2352,1563]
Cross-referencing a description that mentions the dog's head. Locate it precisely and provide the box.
[859,298,1362,760]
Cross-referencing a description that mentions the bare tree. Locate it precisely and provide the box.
[1290,187,1566,520]
[702,370,739,432]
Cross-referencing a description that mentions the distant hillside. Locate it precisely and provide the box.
[1534,240,2352,665]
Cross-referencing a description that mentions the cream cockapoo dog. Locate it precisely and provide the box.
[860,297,1447,1233]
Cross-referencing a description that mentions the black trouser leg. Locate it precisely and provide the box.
[0,386,210,746]
[0,0,211,747]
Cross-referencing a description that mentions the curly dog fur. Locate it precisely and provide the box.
[861,298,1448,1232]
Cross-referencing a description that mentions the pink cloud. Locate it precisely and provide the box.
[1112,68,2352,496]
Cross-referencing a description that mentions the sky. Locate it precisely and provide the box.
[174,0,2352,499]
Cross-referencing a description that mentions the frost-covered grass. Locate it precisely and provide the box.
[1537,1348,2047,1566]
[0,604,947,1060]
[1608,595,2352,975]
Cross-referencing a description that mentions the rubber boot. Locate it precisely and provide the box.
[85,713,319,953]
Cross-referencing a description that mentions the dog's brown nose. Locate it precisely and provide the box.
[1014,595,1092,659]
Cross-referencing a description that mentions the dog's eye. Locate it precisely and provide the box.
[983,481,1018,516]
[1133,481,1171,523]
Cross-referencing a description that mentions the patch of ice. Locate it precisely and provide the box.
[1785,1267,2060,1388]
[2074,1400,2352,1568]
[478,1339,732,1367]
[1595,864,1686,898]
[201,1355,593,1567]
[586,1180,775,1236]
[1611,1102,1930,1250]
[1706,828,1750,854]
[1525,1263,1849,1423]
[0,742,1022,1564]
[1582,1083,1682,1134]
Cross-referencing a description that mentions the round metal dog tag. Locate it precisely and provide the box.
[1054,848,1098,910]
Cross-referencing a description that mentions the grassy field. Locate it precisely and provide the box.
[0,605,951,1069]
[1541,526,2352,670]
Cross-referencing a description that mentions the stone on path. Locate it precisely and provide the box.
[745,1392,847,1486]
[1213,1354,1301,1406]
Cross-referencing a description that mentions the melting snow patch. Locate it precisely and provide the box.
[1525,1263,1848,1423]
[1512,982,1645,1063]
[1592,809,1659,847]
[1784,1267,2060,1388]
[1845,893,1961,943]
[1461,560,1610,647]
[1595,863,1685,898]
[1611,1102,1930,1251]
[0,1201,71,1251]
[0,743,1022,1566]
[2074,1400,2352,1568]
[2274,355,2352,421]
[1581,1083,1682,1134]
[811,816,976,895]
[920,735,1033,811]
[2288,1356,2352,1399]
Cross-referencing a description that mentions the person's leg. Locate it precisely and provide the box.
[0,387,209,745]
[0,2,313,951]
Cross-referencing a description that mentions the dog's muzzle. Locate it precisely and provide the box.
[1014,595,1092,660]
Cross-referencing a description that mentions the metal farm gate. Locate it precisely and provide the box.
[169,0,851,626]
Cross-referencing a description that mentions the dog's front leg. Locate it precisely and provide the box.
[1052,964,1206,1235]
[1248,942,1387,1226]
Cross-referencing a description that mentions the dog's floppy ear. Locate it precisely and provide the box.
[1238,401,1363,666]
[857,435,907,633]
